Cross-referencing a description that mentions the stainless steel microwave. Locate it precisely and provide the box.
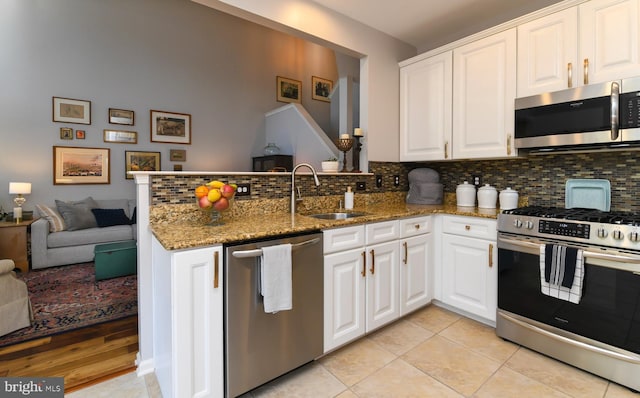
[514,77,640,152]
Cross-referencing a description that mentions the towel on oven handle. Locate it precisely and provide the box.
[540,244,584,304]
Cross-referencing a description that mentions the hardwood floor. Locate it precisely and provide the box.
[0,316,138,393]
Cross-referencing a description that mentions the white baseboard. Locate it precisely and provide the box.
[136,352,155,376]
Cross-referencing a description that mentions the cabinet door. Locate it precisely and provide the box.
[400,234,432,315]
[517,7,578,97]
[400,51,453,161]
[366,240,400,332]
[172,246,224,398]
[453,29,517,159]
[324,248,366,352]
[580,0,640,84]
[441,234,497,322]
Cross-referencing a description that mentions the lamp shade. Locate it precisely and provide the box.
[9,182,31,195]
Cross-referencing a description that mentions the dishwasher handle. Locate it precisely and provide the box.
[231,237,321,258]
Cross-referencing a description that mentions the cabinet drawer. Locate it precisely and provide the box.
[442,215,497,240]
[399,216,431,238]
[323,225,365,254]
[365,220,400,245]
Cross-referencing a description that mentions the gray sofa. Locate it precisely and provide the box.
[31,199,136,270]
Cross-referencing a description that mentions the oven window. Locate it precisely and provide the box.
[498,248,640,354]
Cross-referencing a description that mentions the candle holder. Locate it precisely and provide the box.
[335,138,354,172]
[352,136,363,173]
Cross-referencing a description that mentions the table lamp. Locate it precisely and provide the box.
[9,182,31,223]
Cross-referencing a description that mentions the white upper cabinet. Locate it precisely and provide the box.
[517,8,578,97]
[580,0,640,84]
[518,0,640,97]
[400,51,453,161]
[452,29,517,159]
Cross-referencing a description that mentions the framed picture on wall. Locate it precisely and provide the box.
[276,76,301,103]
[125,150,161,179]
[150,110,191,144]
[109,108,135,125]
[52,97,91,125]
[169,149,186,162]
[103,129,138,144]
[312,76,332,102]
[53,146,110,185]
[60,127,73,140]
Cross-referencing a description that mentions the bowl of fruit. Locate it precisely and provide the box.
[195,180,237,225]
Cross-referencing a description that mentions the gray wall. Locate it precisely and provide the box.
[0,0,352,210]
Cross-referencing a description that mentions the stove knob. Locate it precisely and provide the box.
[513,219,523,228]
[597,228,608,238]
[612,230,624,240]
[524,221,534,229]
[630,232,640,242]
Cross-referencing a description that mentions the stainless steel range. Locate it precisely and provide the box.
[497,206,640,392]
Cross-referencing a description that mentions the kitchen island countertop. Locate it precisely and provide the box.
[151,199,500,250]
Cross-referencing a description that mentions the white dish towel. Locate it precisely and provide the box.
[260,243,292,313]
[539,244,585,304]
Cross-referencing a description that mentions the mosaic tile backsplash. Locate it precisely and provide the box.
[150,151,640,212]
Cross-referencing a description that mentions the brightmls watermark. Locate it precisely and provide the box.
[0,378,63,397]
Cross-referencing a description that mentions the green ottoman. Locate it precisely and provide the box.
[94,240,137,281]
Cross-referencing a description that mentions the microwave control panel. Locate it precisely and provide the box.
[621,91,640,128]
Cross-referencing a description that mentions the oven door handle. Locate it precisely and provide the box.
[499,236,640,273]
[231,237,321,258]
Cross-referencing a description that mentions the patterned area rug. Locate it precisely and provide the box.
[0,262,137,348]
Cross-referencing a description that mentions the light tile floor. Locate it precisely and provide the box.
[67,305,639,397]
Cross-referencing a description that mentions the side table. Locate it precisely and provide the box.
[0,219,36,273]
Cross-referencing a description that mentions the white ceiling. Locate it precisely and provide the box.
[309,0,565,52]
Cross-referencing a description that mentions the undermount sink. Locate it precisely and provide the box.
[307,212,368,220]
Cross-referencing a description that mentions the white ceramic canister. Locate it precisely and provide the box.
[499,187,519,210]
[456,181,476,207]
[477,184,498,209]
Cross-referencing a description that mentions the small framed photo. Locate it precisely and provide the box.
[60,127,73,140]
[173,164,183,171]
[109,108,135,125]
[53,146,110,185]
[103,129,138,144]
[276,76,301,103]
[150,110,191,144]
[312,76,333,102]
[125,151,161,179]
[169,149,186,162]
[76,130,85,139]
[53,97,91,125]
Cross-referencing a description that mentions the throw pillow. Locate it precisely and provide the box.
[55,197,99,231]
[35,204,66,232]
[91,208,132,227]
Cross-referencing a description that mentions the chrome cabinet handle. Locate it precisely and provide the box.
[488,244,494,268]
[361,251,366,277]
[567,62,572,88]
[403,242,408,265]
[584,58,589,85]
[214,251,219,289]
[370,249,375,274]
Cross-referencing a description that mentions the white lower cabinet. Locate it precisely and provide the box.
[441,216,497,324]
[152,237,224,398]
[324,217,432,352]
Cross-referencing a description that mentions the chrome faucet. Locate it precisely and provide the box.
[291,163,320,216]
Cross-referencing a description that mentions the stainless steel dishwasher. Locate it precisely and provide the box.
[224,233,323,397]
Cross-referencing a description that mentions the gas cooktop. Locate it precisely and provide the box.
[498,206,640,250]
